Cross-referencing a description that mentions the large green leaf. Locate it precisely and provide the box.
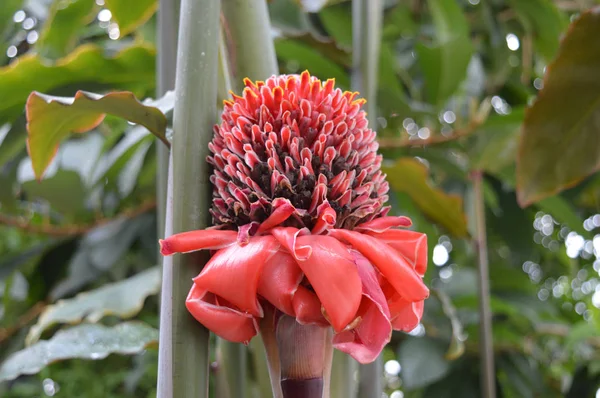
[0,43,156,123]
[104,0,157,37]
[416,0,473,106]
[536,196,586,236]
[36,0,96,58]
[471,107,525,175]
[21,170,87,216]
[274,39,349,88]
[318,3,351,49]
[398,336,451,390]
[50,214,154,300]
[26,90,169,179]
[0,322,158,382]
[26,267,160,345]
[0,0,22,38]
[383,157,468,237]
[516,9,600,207]
[509,0,567,61]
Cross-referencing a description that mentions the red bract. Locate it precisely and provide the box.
[160,71,429,364]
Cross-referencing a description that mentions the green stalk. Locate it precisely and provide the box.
[218,2,278,397]
[330,351,358,398]
[221,0,279,90]
[215,23,248,398]
[352,0,384,396]
[156,0,221,397]
[470,171,496,398]
[249,337,274,398]
[156,0,180,240]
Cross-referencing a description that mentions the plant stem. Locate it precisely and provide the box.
[352,0,383,121]
[471,171,496,398]
[219,2,278,397]
[352,0,384,396]
[156,0,221,396]
[249,337,275,398]
[220,339,248,398]
[156,0,180,240]
[221,0,278,90]
[330,351,358,398]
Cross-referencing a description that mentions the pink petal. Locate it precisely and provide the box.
[366,229,428,276]
[186,286,258,343]
[329,229,429,302]
[160,230,238,255]
[311,201,337,235]
[192,236,279,317]
[333,251,392,364]
[292,285,329,326]
[355,216,412,232]
[271,227,362,332]
[257,198,296,233]
[258,249,304,316]
[389,296,424,332]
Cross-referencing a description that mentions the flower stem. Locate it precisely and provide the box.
[156,0,220,396]
[330,350,357,398]
[470,171,496,398]
[221,0,279,89]
[352,0,384,396]
[156,0,179,241]
[275,315,330,398]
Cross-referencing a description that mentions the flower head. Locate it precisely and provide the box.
[208,70,388,231]
[160,71,429,364]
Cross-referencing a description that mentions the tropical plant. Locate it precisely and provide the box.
[1,0,600,397]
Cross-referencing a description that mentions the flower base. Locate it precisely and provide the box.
[281,378,323,398]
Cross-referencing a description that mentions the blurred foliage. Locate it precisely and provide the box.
[1,0,600,397]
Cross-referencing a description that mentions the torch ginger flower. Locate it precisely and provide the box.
[160,71,429,367]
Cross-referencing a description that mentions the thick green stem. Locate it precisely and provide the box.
[471,171,496,398]
[218,2,278,397]
[330,351,358,398]
[249,337,275,398]
[352,0,383,121]
[156,0,221,397]
[352,0,384,396]
[219,339,248,398]
[156,0,180,240]
[221,0,279,90]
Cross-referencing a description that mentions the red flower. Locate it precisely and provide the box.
[160,71,429,364]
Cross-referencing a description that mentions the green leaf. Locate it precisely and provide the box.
[26,90,169,179]
[508,0,567,61]
[0,322,158,382]
[565,321,599,351]
[537,196,586,236]
[471,107,525,174]
[50,214,154,300]
[26,267,160,345]
[398,336,451,390]
[0,0,22,38]
[319,3,351,49]
[416,0,473,106]
[104,0,157,37]
[0,43,156,123]
[0,119,26,167]
[516,9,600,207]
[432,289,465,361]
[21,170,87,216]
[383,157,468,237]
[274,39,349,88]
[36,0,96,58]
[382,3,418,41]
